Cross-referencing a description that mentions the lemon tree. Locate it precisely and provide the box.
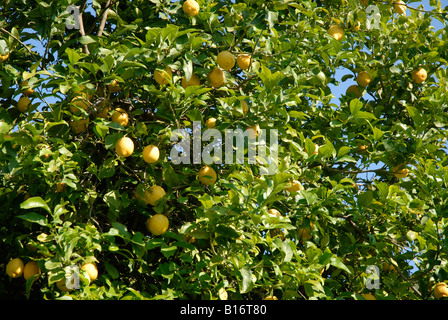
[1,0,448,301]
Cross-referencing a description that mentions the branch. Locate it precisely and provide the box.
[75,3,90,55]
[97,0,112,37]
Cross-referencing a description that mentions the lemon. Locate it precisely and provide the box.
[17,96,31,113]
[97,104,110,119]
[183,0,200,17]
[143,145,160,163]
[0,52,9,62]
[154,67,172,85]
[206,117,217,128]
[56,278,72,292]
[20,80,34,96]
[241,100,249,115]
[382,262,395,273]
[208,67,225,88]
[115,137,134,157]
[23,261,41,281]
[357,71,371,87]
[286,180,304,193]
[146,214,169,236]
[346,85,362,98]
[264,296,278,300]
[81,263,98,282]
[411,67,427,84]
[237,54,252,70]
[198,166,217,185]
[70,117,89,134]
[246,124,260,139]
[433,282,448,299]
[6,258,24,278]
[394,0,406,15]
[328,25,344,41]
[357,143,369,153]
[107,79,121,93]
[56,182,67,193]
[145,186,166,206]
[393,165,409,179]
[361,293,376,300]
[217,51,235,70]
[181,73,200,88]
[111,107,129,127]
[70,96,90,114]
[268,208,281,217]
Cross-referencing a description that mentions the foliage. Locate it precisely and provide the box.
[1,0,448,300]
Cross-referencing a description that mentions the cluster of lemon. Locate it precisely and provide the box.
[327,0,426,180]
[5,257,98,292]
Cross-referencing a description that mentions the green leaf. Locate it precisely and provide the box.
[17,212,48,227]
[20,197,51,214]
[161,245,177,259]
[78,36,97,45]
[239,266,253,294]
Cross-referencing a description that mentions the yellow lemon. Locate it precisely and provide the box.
[361,293,376,300]
[154,67,172,85]
[81,263,98,282]
[246,124,260,139]
[181,73,200,88]
[70,96,90,114]
[145,185,166,206]
[217,51,235,70]
[237,54,252,70]
[264,296,278,300]
[198,165,217,185]
[206,117,217,128]
[286,180,304,193]
[143,145,160,163]
[346,85,362,98]
[146,214,169,236]
[411,67,427,84]
[70,117,89,134]
[208,67,225,88]
[107,79,121,93]
[20,80,34,96]
[56,278,72,292]
[23,261,41,281]
[268,208,281,217]
[183,0,200,16]
[111,107,129,127]
[17,96,31,113]
[393,165,409,179]
[241,100,249,115]
[328,25,344,41]
[56,182,67,193]
[6,258,24,278]
[357,143,369,153]
[96,104,110,119]
[0,52,9,62]
[394,0,407,15]
[357,71,371,87]
[433,282,448,299]
[115,137,134,157]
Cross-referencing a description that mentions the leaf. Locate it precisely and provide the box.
[239,266,253,294]
[330,255,351,274]
[20,197,51,214]
[161,245,177,259]
[78,36,97,45]
[17,212,48,227]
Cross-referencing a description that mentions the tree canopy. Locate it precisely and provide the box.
[1,0,448,300]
